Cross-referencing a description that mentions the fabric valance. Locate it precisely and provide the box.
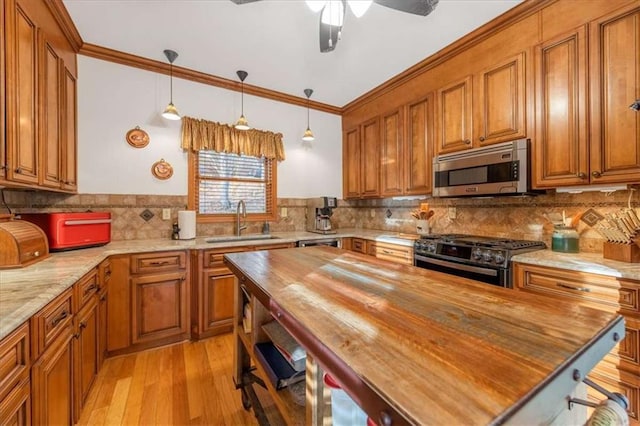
[181,116,285,161]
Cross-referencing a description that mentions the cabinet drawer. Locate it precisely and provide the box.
[31,287,73,358]
[0,322,29,402]
[598,316,640,375]
[514,263,640,315]
[0,377,30,426]
[367,241,414,265]
[252,243,295,251]
[75,268,99,310]
[130,251,186,274]
[352,238,366,254]
[203,246,249,269]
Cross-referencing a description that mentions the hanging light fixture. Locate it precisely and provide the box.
[235,70,251,130]
[302,88,315,142]
[161,49,181,120]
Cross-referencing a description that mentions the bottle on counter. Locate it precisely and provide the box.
[262,221,270,235]
[551,226,579,253]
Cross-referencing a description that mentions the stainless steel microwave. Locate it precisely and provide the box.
[433,139,536,197]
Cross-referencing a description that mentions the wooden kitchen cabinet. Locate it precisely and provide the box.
[534,3,640,188]
[436,75,473,154]
[97,259,111,369]
[2,0,78,192]
[343,118,380,199]
[514,262,640,423]
[73,296,98,421]
[404,95,434,195]
[366,241,414,266]
[380,108,404,197]
[0,378,30,426]
[0,322,30,425]
[0,0,5,182]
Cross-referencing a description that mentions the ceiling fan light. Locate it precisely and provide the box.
[348,0,372,18]
[302,128,315,141]
[235,115,250,131]
[320,0,344,26]
[162,103,181,120]
[305,0,327,13]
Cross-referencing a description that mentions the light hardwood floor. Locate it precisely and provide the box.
[77,333,259,425]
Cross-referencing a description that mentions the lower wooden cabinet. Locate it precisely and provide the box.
[74,296,99,421]
[367,241,414,265]
[31,324,74,426]
[0,378,30,426]
[97,288,108,369]
[351,238,366,254]
[131,270,189,345]
[514,262,640,424]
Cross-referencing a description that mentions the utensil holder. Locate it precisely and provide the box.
[603,242,640,263]
[416,220,429,236]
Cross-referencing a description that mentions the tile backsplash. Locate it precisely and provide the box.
[3,189,639,253]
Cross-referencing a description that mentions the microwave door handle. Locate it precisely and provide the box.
[415,255,499,277]
[63,219,112,226]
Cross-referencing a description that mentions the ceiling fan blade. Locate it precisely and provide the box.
[373,0,438,16]
[319,18,341,52]
[229,0,261,4]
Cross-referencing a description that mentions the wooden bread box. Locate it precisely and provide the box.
[0,219,50,269]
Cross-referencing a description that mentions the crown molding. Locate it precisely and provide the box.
[342,0,556,115]
[46,0,84,52]
[79,43,342,116]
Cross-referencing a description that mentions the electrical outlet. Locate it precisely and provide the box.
[281,207,288,218]
[370,209,375,218]
[448,207,457,220]
[162,208,171,220]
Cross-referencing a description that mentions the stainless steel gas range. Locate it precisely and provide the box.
[413,234,546,288]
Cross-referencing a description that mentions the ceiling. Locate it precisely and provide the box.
[63,0,523,108]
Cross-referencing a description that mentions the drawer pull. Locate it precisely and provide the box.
[150,261,170,266]
[84,283,98,295]
[556,283,591,292]
[99,294,106,302]
[79,321,87,329]
[51,311,69,327]
[381,249,393,255]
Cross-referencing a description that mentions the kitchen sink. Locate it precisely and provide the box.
[205,235,281,243]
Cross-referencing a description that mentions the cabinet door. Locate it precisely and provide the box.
[436,75,473,154]
[74,297,98,421]
[201,270,235,335]
[31,328,73,426]
[380,109,403,197]
[106,255,130,353]
[361,118,380,198]
[0,0,6,181]
[475,52,526,146]
[131,271,189,345]
[61,67,77,192]
[533,27,589,188]
[97,290,107,369]
[343,127,361,199]
[405,95,433,195]
[5,0,39,185]
[0,379,30,426]
[39,37,62,189]
[589,4,640,184]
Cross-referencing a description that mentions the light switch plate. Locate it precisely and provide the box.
[162,208,171,220]
[281,207,288,218]
[448,207,457,219]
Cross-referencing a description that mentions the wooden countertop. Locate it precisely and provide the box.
[224,246,623,425]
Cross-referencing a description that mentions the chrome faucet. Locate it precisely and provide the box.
[236,200,247,236]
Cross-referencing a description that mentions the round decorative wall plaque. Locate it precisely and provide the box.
[126,126,150,148]
[151,159,173,180]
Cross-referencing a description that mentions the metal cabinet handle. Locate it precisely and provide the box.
[591,171,601,178]
[79,321,87,329]
[15,167,21,174]
[99,294,106,302]
[381,249,393,255]
[150,261,170,266]
[464,139,471,145]
[84,283,98,295]
[51,311,69,327]
[557,282,591,292]
[479,136,485,142]
[577,172,586,179]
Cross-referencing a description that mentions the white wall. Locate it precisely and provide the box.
[77,56,343,198]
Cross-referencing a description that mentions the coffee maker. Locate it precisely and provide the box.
[306,197,338,234]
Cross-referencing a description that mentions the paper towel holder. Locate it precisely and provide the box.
[177,210,196,240]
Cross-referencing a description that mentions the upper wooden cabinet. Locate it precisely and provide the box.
[405,95,434,195]
[534,3,640,188]
[380,109,404,197]
[436,53,526,155]
[343,118,380,199]
[2,0,78,193]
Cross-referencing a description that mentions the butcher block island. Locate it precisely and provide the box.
[224,246,624,425]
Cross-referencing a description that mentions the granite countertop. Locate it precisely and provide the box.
[512,250,640,281]
[0,228,415,340]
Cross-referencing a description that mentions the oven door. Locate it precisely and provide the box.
[297,238,340,248]
[414,254,509,288]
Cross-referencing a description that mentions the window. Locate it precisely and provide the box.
[189,150,277,222]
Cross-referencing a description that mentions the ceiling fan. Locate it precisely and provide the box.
[230,0,439,52]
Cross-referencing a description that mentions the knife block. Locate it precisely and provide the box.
[603,242,640,263]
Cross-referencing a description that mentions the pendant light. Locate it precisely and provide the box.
[235,70,251,130]
[302,88,315,142]
[161,49,181,120]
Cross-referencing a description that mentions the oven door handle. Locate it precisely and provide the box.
[414,255,499,277]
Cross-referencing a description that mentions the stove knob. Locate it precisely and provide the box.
[494,253,505,264]
[472,249,483,260]
[426,242,436,253]
[482,251,493,262]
